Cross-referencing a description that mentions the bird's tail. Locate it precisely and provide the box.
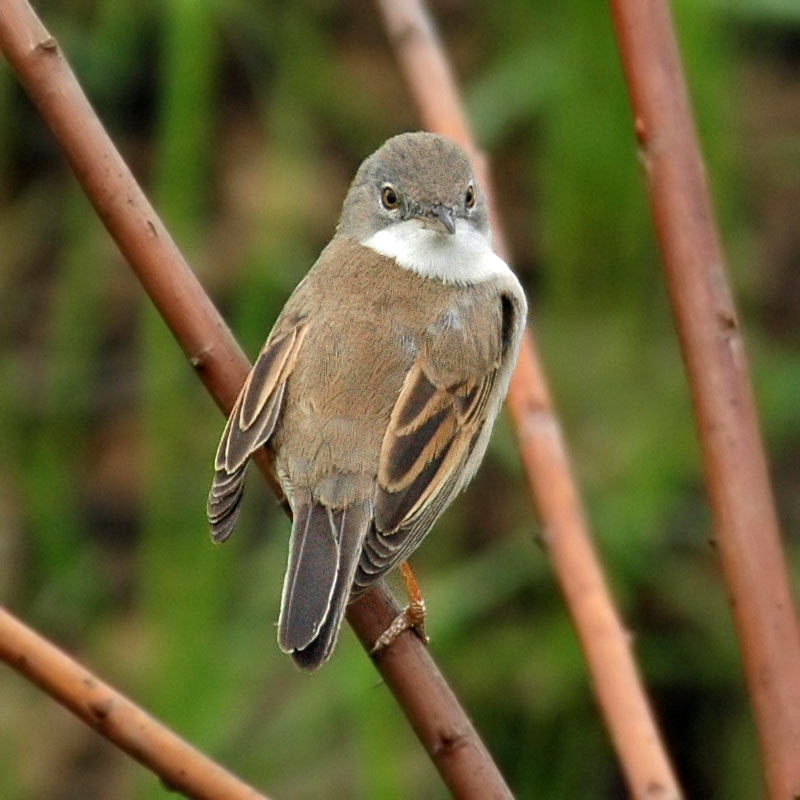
[278,499,371,670]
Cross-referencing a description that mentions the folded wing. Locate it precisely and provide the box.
[356,360,498,586]
[207,323,308,542]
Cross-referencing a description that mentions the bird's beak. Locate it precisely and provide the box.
[428,205,456,235]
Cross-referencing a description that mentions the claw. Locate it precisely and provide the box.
[371,561,430,654]
[371,598,429,654]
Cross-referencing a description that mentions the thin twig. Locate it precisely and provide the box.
[376,2,684,798]
[0,1,513,797]
[0,607,268,800]
[609,1,800,796]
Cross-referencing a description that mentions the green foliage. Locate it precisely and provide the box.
[0,1,797,798]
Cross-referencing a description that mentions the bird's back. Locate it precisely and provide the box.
[270,236,510,512]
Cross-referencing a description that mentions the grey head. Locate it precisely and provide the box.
[336,132,490,242]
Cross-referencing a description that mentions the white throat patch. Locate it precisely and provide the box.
[361,219,512,285]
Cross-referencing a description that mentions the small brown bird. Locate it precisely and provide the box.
[208,132,527,670]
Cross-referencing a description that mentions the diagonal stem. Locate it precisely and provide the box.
[376,1,684,798]
[609,1,800,796]
[0,1,512,797]
[0,607,269,800]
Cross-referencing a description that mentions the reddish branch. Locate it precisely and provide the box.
[0,607,268,800]
[347,585,511,798]
[609,1,800,796]
[0,1,513,798]
[376,2,684,799]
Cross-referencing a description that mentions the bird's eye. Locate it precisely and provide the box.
[465,184,476,209]
[381,185,399,210]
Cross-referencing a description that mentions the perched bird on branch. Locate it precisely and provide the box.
[208,132,527,670]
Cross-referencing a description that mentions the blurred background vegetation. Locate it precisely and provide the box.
[0,0,798,797]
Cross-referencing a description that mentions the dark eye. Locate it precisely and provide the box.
[465,184,476,209]
[381,184,399,210]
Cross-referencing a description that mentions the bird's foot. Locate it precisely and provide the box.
[371,561,429,654]
[371,598,429,654]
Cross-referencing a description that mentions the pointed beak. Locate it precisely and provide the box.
[429,205,456,235]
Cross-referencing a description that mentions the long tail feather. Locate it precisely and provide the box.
[279,499,371,671]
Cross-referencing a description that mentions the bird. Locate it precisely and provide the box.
[207,132,527,670]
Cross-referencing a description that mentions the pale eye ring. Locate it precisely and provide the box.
[381,184,399,210]
[465,183,476,209]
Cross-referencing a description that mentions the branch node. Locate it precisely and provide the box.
[717,308,737,333]
[89,696,114,721]
[634,115,648,145]
[534,524,551,549]
[35,36,58,54]
[387,15,430,49]
[644,779,675,799]
[434,727,470,758]
[190,344,213,369]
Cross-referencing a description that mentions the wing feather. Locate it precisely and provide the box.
[207,322,308,542]
[370,359,498,555]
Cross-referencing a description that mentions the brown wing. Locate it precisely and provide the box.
[207,322,308,542]
[356,360,497,585]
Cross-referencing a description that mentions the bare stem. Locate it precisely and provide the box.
[609,1,800,796]
[376,1,684,798]
[0,607,268,800]
[0,1,512,797]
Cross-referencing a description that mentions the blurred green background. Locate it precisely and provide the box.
[1,1,798,797]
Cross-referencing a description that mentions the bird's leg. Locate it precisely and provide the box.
[371,562,430,654]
